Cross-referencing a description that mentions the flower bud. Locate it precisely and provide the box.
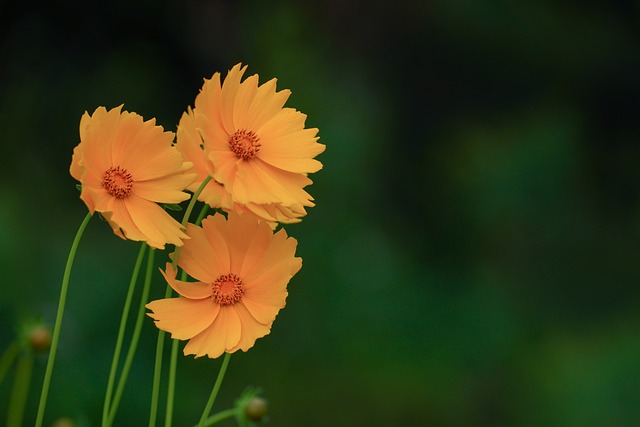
[245,396,268,422]
[28,325,52,353]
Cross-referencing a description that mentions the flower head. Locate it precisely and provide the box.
[176,107,309,225]
[70,105,195,249]
[187,63,325,223]
[146,212,302,358]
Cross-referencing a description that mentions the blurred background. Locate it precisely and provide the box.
[1,0,640,426]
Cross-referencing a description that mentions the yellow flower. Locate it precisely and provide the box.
[176,107,309,224]
[70,105,195,249]
[146,212,302,358]
[187,63,325,223]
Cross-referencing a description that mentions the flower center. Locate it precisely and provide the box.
[211,273,245,305]
[103,166,133,199]
[229,129,261,160]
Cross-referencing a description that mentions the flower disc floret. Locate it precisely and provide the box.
[102,166,133,198]
[229,130,261,160]
[212,273,244,305]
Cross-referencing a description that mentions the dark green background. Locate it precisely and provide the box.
[1,1,640,426]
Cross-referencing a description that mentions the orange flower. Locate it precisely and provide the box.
[176,107,308,224]
[70,105,195,249]
[189,63,325,222]
[146,212,302,358]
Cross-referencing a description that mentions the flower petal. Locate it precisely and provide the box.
[245,79,291,131]
[183,305,241,358]
[123,194,188,249]
[177,223,224,282]
[233,73,259,130]
[161,264,212,299]
[200,215,232,272]
[101,198,146,243]
[217,212,265,275]
[227,302,271,353]
[240,296,282,325]
[133,173,195,204]
[195,72,230,152]
[233,159,314,206]
[146,297,219,340]
[245,228,301,278]
[220,63,247,134]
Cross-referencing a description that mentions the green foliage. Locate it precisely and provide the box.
[1,0,639,426]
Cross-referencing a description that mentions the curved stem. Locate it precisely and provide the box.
[102,243,147,425]
[172,176,212,268]
[182,176,212,228]
[107,247,156,426]
[164,339,179,426]
[149,328,164,427]
[195,203,211,226]
[197,353,232,427]
[199,408,238,427]
[35,211,92,427]
[0,340,20,387]
[7,350,33,427]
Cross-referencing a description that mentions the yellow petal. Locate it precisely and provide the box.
[177,223,224,283]
[124,194,188,249]
[160,264,212,299]
[240,296,282,325]
[183,305,241,358]
[233,73,259,130]
[220,63,247,134]
[245,79,291,131]
[133,173,195,204]
[227,302,271,353]
[146,297,219,340]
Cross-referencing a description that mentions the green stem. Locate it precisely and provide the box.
[163,269,188,426]
[7,350,33,427]
[164,339,179,427]
[0,340,19,387]
[197,353,232,427]
[195,203,211,226]
[199,408,238,427]
[148,329,165,427]
[149,176,212,427]
[107,247,156,426]
[35,211,92,427]
[172,176,212,268]
[102,243,148,425]
[182,176,212,228]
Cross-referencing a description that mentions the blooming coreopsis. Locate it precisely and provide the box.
[146,212,302,358]
[70,105,195,249]
[184,63,325,223]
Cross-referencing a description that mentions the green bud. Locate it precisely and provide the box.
[245,396,268,422]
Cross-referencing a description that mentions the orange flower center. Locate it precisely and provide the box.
[103,166,133,199]
[211,273,245,305]
[229,129,261,160]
